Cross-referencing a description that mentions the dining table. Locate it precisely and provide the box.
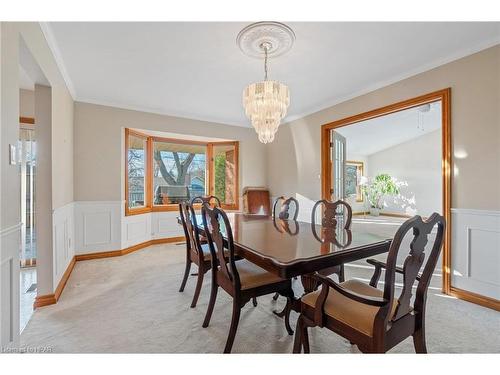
[179,212,392,311]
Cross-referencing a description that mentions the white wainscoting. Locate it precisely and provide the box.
[0,223,21,347]
[122,212,151,248]
[74,201,122,254]
[152,211,184,240]
[73,201,185,254]
[52,202,75,289]
[451,208,500,300]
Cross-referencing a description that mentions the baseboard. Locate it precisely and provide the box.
[34,236,184,308]
[34,256,76,309]
[33,294,57,308]
[450,287,500,312]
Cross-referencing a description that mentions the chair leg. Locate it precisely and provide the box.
[272,292,280,301]
[202,282,218,328]
[190,268,204,308]
[179,260,191,292]
[284,297,294,335]
[302,323,310,353]
[413,328,427,353]
[293,316,304,353]
[224,301,242,354]
[252,297,258,307]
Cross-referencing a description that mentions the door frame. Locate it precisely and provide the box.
[321,88,452,295]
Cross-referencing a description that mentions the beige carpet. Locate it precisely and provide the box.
[20,240,500,353]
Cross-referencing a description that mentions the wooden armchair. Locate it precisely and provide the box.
[311,199,353,283]
[201,203,295,353]
[293,213,445,353]
[273,196,299,220]
[178,201,213,308]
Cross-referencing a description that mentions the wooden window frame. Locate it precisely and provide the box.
[125,129,239,215]
[207,141,240,211]
[320,88,452,297]
[125,128,152,216]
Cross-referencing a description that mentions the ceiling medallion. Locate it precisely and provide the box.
[238,22,295,144]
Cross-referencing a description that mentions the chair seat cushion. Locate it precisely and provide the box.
[235,259,285,290]
[301,279,398,337]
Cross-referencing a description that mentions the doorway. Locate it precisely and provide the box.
[19,120,37,332]
[321,89,452,294]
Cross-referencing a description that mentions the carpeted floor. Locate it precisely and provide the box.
[20,232,500,353]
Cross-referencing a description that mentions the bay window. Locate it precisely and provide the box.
[125,129,239,215]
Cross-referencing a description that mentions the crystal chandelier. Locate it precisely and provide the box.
[238,22,294,144]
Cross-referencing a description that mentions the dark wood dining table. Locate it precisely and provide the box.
[182,212,392,297]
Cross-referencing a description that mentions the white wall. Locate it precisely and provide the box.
[366,129,441,216]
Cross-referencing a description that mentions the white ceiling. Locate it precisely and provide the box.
[336,101,442,156]
[19,37,50,89]
[46,22,500,127]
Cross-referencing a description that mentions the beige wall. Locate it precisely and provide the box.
[19,88,34,118]
[34,84,54,295]
[367,130,442,216]
[73,102,268,202]
[267,45,500,211]
[0,22,74,300]
[1,22,74,226]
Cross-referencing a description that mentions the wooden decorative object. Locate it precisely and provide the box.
[200,203,295,353]
[293,213,446,354]
[242,187,271,215]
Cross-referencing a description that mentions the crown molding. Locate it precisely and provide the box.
[75,97,252,129]
[284,37,500,125]
[39,22,77,99]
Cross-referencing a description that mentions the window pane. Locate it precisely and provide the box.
[127,134,146,208]
[212,144,237,206]
[153,141,206,205]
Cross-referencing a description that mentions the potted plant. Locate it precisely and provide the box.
[362,173,400,216]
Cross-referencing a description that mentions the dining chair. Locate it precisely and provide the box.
[191,195,222,207]
[293,213,445,353]
[271,196,299,301]
[178,201,214,308]
[201,202,295,353]
[273,196,299,220]
[311,199,353,284]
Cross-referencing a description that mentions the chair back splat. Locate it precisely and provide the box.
[311,199,352,230]
[201,203,240,288]
[273,196,299,220]
[383,213,446,322]
[179,201,203,258]
[191,195,222,208]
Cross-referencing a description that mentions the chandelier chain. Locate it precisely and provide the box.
[264,45,269,80]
